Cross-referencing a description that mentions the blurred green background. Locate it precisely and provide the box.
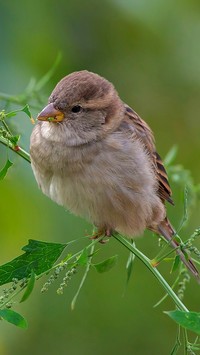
[1,1,200,354]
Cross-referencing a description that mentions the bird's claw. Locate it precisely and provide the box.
[90,228,112,244]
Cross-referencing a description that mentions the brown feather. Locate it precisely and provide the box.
[124,104,174,206]
[124,105,199,280]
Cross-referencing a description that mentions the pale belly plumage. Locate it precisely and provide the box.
[30,124,165,237]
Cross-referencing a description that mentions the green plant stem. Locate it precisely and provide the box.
[2,120,12,135]
[153,274,181,308]
[113,233,189,312]
[183,328,188,355]
[0,136,31,163]
[71,244,95,310]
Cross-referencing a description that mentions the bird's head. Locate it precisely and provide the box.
[37,70,124,145]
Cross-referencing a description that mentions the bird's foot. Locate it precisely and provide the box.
[90,227,112,244]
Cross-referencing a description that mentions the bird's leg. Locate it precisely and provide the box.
[91,227,113,244]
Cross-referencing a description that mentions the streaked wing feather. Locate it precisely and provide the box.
[124,104,174,205]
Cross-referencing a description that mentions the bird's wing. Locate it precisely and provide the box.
[123,104,174,205]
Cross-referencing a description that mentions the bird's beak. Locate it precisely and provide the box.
[37,103,64,123]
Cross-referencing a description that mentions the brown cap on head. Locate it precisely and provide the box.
[37,70,124,132]
[49,70,117,110]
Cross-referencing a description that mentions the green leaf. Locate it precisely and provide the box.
[93,255,118,273]
[173,235,182,244]
[5,111,18,118]
[5,108,25,118]
[20,270,35,303]
[10,135,20,146]
[123,243,136,296]
[77,248,88,266]
[71,267,88,311]
[164,145,178,167]
[0,159,13,180]
[165,310,200,335]
[126,242,135,285]
[0,309,27,328]
[0,239,67,286]
[71,244,94,310]
[21,104,32,118]
[5,105,32,119]
[178,186,189,233]
[0,110,6,120]
[171,255,181,273]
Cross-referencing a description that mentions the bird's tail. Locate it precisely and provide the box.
[157,217,199,281]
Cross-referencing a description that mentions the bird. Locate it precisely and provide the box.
[30,70,199,279]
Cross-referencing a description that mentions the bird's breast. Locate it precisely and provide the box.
[30,128,165,235]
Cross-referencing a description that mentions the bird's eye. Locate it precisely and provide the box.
[71,105,82,113]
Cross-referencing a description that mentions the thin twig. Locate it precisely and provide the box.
[113,233,189,312]
[0,136,31,163]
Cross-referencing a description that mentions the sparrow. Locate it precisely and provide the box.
[30,70,198,279]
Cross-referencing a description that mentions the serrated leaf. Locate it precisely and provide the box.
[0,239,67,286]
[0,159,13,180]
[0,309,27,328]
[20,270,35,303]
[93,255,118,273]
[165,310,200,335]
